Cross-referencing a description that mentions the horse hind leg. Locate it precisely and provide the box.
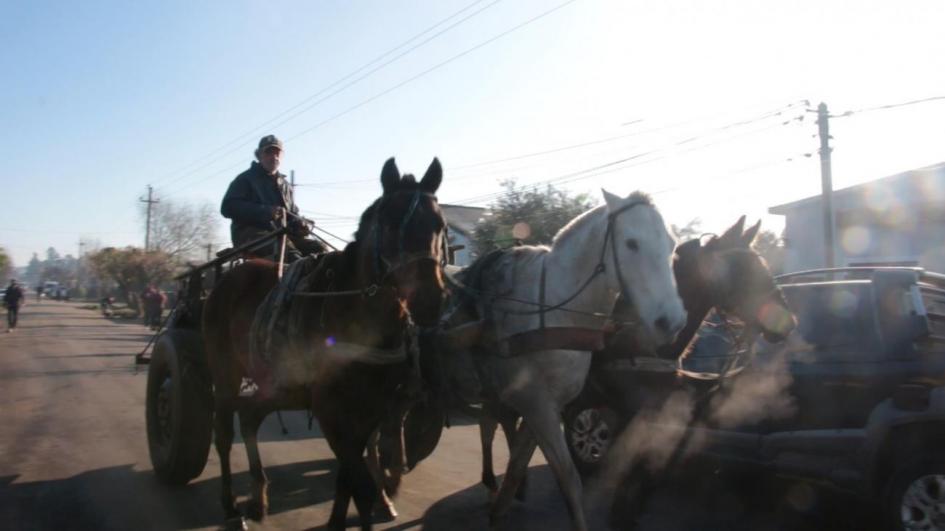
[214,405,239,520]
[498,411,528,502]
[516,398,589,531]
[479,405,500,498]
[239,407,270,521]
[489,421,538,527]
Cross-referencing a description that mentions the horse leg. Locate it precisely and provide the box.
[328,459,353,530]
[497,410,528,502]
[214,405,239,520]
[489,421,537,526]
[366,429,398,522]
[479,403,499,497]
[516,398,589,531]
[323,419,378,531]
[334,439,377,530]
[239,407,270,521]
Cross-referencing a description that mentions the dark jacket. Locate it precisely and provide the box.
[4,285,24,308]
[221,162,304,243]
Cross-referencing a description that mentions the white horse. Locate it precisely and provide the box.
[454,190,686,530]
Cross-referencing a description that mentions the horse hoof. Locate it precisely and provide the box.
[373,502,398,522]
[245,498,268,522]
[224,516,249,531]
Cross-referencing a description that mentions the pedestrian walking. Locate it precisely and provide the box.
[4,279,26,332]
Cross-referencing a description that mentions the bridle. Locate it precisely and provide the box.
[373,189,445,278]
[456,199,651,322]
[294,189,445,300]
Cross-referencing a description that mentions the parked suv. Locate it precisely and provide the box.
[565,267,945,530]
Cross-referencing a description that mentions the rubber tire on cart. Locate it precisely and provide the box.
[885,455,945,531]
[146,330,213,485]
[564,400,620,477]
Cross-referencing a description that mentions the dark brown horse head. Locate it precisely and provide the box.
[355,157,447,327]
[673,216,796,343]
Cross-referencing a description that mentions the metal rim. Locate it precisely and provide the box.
[569,407,613,464]
[900,473,945,530]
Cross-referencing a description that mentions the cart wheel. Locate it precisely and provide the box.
[146,330,213,485]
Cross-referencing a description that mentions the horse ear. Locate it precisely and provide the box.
[602,189,621,211]
[718,215,746,245]
[742,219,762,247]
[381,157,400,194]
[420,157,442,193]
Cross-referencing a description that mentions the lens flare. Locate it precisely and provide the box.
[841,226,871,255]
[512,222,531,240]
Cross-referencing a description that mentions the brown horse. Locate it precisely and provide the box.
[202,157,446,530]
[477,216,797,499]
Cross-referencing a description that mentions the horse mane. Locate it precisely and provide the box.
[551,191,654,250]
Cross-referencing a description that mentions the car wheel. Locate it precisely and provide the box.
[565,403,619,476]
[886,456,945,531]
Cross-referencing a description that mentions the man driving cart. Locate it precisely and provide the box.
[221,134,325,261]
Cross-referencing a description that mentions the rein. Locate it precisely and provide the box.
[293,190,443,300]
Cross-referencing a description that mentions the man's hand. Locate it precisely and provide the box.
[271,206,285,221]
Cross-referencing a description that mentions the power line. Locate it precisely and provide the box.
[147,0,499,193]
[158,0,580,201]
[833,95,945,117]
[290,101,808,190]
[446,105,806,206]
[284,0,580,144]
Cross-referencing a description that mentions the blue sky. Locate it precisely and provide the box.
[2,0,944,265]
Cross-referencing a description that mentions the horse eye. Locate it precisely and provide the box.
[625,238,639,251]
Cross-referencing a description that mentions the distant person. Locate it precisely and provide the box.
[141,284,166,330]
[4,280,25,332]
[220,134,324,261]
[36,285,43,301]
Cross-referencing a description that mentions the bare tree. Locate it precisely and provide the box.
[671,218,703,242]
[142,199,219,262]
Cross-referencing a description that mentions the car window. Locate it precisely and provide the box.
[785,283,873,350]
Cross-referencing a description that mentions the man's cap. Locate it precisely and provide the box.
[257,135,283,152]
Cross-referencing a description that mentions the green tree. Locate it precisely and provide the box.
[0,247,12,283]
[473,180,597,254]
[86,247,175,311]
[752,229,785,275]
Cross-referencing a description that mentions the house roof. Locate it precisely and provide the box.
[769,161,945,215]
[440,204,486,236]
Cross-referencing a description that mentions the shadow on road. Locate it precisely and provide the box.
[0,459,339,531]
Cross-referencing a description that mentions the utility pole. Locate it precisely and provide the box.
[206,243,212,262]
[290,169,295,190]
[816,102,836,268]
[139,185,159,252]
